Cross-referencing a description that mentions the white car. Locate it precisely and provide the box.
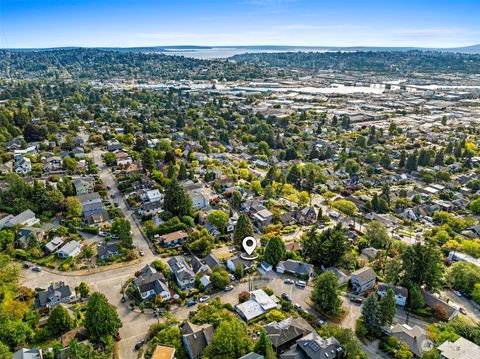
[453,290,462,297]
[295,280,307,287]
[294,303,302,310]
[139,250,145,256]
[199,295,210,303]
[224,285,234,291]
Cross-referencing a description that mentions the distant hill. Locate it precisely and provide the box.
[3,44,480,54]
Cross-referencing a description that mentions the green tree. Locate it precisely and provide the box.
[302,224,349,267]
[187,228,215,257]
[47,305,73,337]
[142,148,156,173]
[62,157,77,173]
[111,217,133,248]
[163,181,193,217]
[469,198,480,215]
[210,266,231,290]
[361,294,380,335]
[77,282,90,298]
[311,271,342,317]
[402,242,443,290]
[203,319,253,359]
[408,285,425,310]
[208,210,229,232]
[378,289,396,326]
[84,292,122,342]
[331,199,358,217]
[254,331,276,359]
[65,196,82,218]
[233,214,254,247]
[345,159,360,176]
[263,236,286,266]
[178,162,188,180]
[446,262,480,295]
[406,153,418,172]
[365,220,390,249]
[0,342,11,359]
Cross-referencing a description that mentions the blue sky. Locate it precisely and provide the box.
[1,0,479,48]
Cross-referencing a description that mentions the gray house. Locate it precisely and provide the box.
[276,259,314,279]
[34,282,76,310]
[181,321,214,359]
[351,267,377,294]
[167,256,196,291]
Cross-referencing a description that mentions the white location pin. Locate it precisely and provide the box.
[242,236,257,256]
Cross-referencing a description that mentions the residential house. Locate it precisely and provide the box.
[0,209,39,229]
[377,283,409,306]
[239,354,264,359]
[34,282,76,310]
[44,237,64,254]
[138,200,163,216]
[13,348,43,359]
[181,321,214,359]
[57,240,82,259]
[15,156,32,174]
[296,206,317,225]
[438,337,480,359]
[133,264,170,301]
[77,192,108,225]
[142,189,162,203]
[227,255,255,273]
[190,256,208,274]
[386,324,434,357]
[73,177,95,195]
[17,223,55,248]
[204,253,223,272]
[276,259,314,279]
[279,332,343,359]
[421,290,459,321]
[97,242,121,261]
[235,289,278,322]
[253,208,274,228]
[351,267,377,294]
[158,230,188,247]
[115,150,133,167]
[264,317,314,351]
[167,256,196,291]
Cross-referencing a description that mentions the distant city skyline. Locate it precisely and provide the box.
[1,0,479,49]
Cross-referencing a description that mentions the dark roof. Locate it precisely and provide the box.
[377,283,409,298]
[97,242,120,258]
[181,322,214,358]
[280,333,342,359]
[278,259,314,276]
[264,317,314,349]
[204,254,222,271]
[34,282,72,309]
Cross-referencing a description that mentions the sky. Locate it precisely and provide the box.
[1,0,479,49]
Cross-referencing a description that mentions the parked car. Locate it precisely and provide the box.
[350,297,363,304]
[453,290,462,297]
[139,250,145,256]
[317,319,325,327]
[281,293,292,302]
[228,274,236,281]
[224,285,234,291]
[295,280,307,287]
[284,278,294,284]
[459,307,467,315]
[32,266,41,272]
[294,303,302,310]
[199,295,210,303]
[134,340,144,350]
[23,262,31,268]
[35,287,44,292]
[187,300,197,307]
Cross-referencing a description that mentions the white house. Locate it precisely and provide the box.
[377,283,408,306]
[0,209,39,229]
[15,157,32,175]
[57,240,82,259]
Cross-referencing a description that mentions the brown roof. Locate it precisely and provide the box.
[151,345,175,359]
[351,267,376,282]
[161,230,188,243]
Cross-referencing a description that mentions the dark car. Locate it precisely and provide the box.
[350,297,363,304]
[134,340,144,350]
[281,293,292,302]
[32,266,42,272]
[187,300,197,307]
[35,287,44,292]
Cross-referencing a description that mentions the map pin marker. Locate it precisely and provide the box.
[242,236,257,256]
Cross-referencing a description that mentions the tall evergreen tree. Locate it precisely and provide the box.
[361,294,380,335]
[378,289,396,326]
[84,292,122,341]
[163,181,193,217]
[254,331,276,359]
[233,214,254,247]
[264,236,286,266]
